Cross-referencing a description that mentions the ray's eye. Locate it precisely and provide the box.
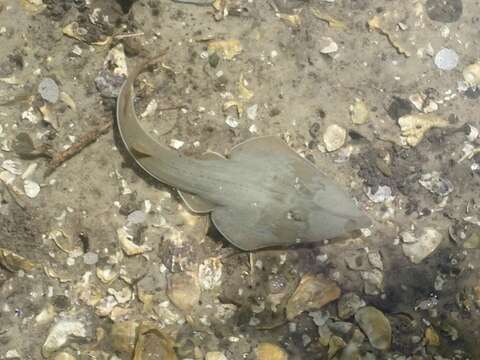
[293,177,313,196]
[287,209,304,222]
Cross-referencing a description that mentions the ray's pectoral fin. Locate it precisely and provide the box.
[178,150,225,214]
[211,207,293,251]
[229,135,319,180]
[230,135,301,163]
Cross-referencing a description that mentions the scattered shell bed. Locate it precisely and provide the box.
[1,0,480,359]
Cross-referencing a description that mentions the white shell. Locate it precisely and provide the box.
[2,160,23,175]
[0,170,16,185]
[319,37,338,54]
[43,319,87,356]
[434,48,459,71]
[104,44,128,77]
[169,139,185,149]
[225,115,239,128]
[24,180,40,198]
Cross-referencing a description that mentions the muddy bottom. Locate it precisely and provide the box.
[0,0,479,359]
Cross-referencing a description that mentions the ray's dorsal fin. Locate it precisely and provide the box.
[230,135,299,160]
[229,135,318,173]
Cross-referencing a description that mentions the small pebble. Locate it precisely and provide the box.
[53,352,76,360]
[434,48,459,70]
[127,210,146,224]
[366,185,394,203]
[5,350,21,359]
[167,272,200,313]
[111,321,139,354]
[355,306,391,350]
[426,0,463,23]
[247,104,258,121]
[205,352,228,360]
[338,292,366,319]
[83,252,99,265]
[425,327,440,346]
[319,37,338,54]
[38,78,60,103]
[255,342,288,360]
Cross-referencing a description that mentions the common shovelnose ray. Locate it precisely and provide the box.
[116,55,371,251]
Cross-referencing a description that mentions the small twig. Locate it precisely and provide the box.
[172,0,214,5]
[45,121,112,177]
[459,147,480,163]
[268,0,280,13]
[113,32,145,40]
[249,253,255,288]
[0,91,33,106]
[157,105,186,112]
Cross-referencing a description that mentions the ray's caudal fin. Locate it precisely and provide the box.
[116,50,168,158]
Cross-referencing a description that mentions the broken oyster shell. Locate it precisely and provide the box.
[350,99,369,125]
[42,318,87,356]
[286,273,341,320]
[419,172,453,197]
[117,227,152,256]
[398,114,449,147]
[167,272,200,313]
[207,40,242,60]
[0,248,36,272]
[402,227,443,264]
[111,321,139,354]
[323,124,346,152]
